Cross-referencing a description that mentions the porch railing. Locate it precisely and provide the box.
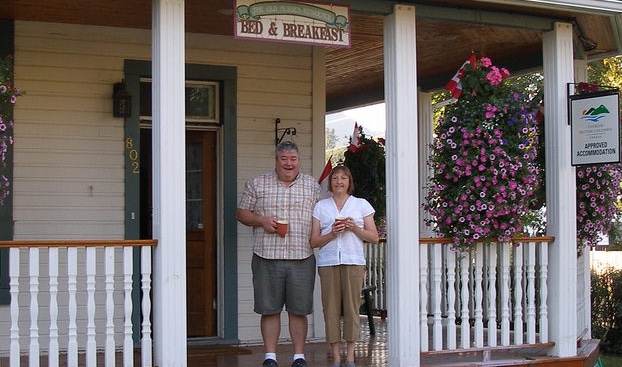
[2,237,584,363]
[365,236,556,352]
[0,240,156,367]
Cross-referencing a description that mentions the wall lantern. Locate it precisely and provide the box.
[113,81,132,118]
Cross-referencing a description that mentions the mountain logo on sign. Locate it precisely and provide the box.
[581,104,610,123]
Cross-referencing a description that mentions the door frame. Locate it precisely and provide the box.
[122,60,238,342]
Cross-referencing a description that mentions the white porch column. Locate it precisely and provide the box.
[152,0,187,366]
[573,57,591,340]
[542,22,576,357]
[384,5,420,366]
[312,46,327,339]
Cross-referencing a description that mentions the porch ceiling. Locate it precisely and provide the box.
[1,0,621,111]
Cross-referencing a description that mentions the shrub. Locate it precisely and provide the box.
[592,267,622,354]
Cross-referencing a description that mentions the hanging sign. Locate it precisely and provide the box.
[570,89,620,165]
[234,0,350,48]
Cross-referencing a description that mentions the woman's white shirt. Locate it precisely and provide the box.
[312,195,375,267]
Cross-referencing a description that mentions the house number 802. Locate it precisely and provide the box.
[125,137,140,174]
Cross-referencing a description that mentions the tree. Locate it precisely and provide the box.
[325,127,345,163]
[325,127,338,150]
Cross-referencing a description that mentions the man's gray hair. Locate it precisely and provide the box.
[275,140,299,158]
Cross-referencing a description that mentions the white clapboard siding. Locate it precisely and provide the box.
[5,20,316,347]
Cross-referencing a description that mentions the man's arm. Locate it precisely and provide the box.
[236,208,277,233]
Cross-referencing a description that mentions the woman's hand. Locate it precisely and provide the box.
[333,218,347,234]
[347,215,380,244]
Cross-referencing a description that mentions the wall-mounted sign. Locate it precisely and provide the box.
[570,89,620,165]
[234,0,350,48]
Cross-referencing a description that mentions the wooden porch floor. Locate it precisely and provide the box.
[184,317,599,367]
[1,317,600,367]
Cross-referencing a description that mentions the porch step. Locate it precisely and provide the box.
[420,339,599,367]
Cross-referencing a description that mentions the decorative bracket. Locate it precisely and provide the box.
[275,118,297,145]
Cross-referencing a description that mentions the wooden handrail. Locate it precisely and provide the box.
[0,236,554,248]
[418,236,556,245]
[512,235,555,243]
[0,239,158,248]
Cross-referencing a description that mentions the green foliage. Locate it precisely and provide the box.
[589,56,622,89]
[343,127,386,222]
[599,353,622,366]
[592,267,622,354]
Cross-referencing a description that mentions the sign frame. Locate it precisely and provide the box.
[234,0,351,48]
[569,88,621,166]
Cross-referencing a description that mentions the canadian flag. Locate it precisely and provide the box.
[445,53,477,99]
[318,158,333,199]
[348,122,363,152]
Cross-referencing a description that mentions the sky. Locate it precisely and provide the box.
[325,102,386,146]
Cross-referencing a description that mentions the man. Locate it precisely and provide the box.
[236,141,320,367]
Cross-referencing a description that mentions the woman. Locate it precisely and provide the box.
[310,165,379,367]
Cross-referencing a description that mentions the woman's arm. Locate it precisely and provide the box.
[310,217,341,248]
[346,214,379,244]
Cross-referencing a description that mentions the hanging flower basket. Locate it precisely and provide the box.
[534,82,622,249]
[343,124,386,227]
[425,55,540,251]
[0,55,24,205]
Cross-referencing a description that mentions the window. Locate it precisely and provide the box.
[139,80,221,126]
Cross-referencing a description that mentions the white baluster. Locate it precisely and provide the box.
[86,247,97,367]
[49,248,59,367]
[474,243,484,347]
[368,244,383,309]
[526,241,536,343]
[445,245,457,349]
[381,242,387,311]
[67,248,78,367]
[29,248,40,367]
[141,246,153,367]
[124,247,134,367]
[431,243,443,350]
[576,250,585,337]
[370,242,377,309]
[513,243,524,345]
[419,243,429,352]
[499,243,511,346]
[105,247,115,367]
[459,255,470,349]
[9,248,20,367]
[486,244,497,347]
[538,241,549,342]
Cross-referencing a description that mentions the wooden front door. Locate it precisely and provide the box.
[185,130,217,337]
[139,128,218,337]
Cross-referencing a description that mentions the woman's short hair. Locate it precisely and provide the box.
[329,165,355,195]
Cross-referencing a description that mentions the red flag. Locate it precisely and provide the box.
[318,158,333,199]
[348,122,363,152]
[445,53,477,99]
